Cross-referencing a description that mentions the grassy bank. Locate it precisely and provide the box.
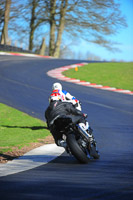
[0,103,50,154]
[63,62,133,91]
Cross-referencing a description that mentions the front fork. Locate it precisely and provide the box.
[76,125,97,154]
[77,124,93,143]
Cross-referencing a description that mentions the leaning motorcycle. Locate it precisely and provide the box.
[52,115,100,164]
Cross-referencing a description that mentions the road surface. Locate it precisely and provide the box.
[0,55,133,200]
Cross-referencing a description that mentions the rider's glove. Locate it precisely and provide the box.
[72,100,77,105]
[71,99,78,105]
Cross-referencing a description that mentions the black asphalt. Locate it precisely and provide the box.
[0,55,133,200]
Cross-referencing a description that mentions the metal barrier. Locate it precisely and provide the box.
[0,44,32,53]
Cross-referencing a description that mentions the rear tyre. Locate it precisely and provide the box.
[67,134,89,164]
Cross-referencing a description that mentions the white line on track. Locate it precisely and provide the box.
[84,100,115,110]
[84,100,133,115]
[0,58,14,62]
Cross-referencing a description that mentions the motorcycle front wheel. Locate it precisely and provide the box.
[67,134,89,164]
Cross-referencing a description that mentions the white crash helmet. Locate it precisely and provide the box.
[52,82,62,91]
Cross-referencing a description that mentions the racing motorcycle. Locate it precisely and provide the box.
[53,115,100,164]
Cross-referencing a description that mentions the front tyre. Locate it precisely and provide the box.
[89,144,100,159]
[67,134,89,164]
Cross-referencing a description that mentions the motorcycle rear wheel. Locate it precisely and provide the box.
[67,134,89,164]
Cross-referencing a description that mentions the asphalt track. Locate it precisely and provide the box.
[0,55,133,200]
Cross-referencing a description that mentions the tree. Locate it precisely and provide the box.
[0,0,11,44]
[0,1,5,30]
[22,0,68,54]
[28,0,48,51]
[49,0,68,57]
[0,0,46,50]
[29,0,38,50]
[24,0,48,51]
[46,0,127,57]
[0,0,127,58]
[39,37,46,55]
[87,52,102,61]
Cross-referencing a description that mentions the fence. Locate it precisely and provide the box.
[0,44,32,54]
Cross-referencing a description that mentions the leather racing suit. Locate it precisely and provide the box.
[45,100,85,145]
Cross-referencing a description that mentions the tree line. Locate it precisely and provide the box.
[0,0,127,58]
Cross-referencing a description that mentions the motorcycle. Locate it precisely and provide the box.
[52,115,100,164]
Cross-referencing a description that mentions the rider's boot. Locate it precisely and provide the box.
[57,139,71,154]
[57,139,67,148]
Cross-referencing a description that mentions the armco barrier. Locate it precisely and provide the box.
[0,44,32,54]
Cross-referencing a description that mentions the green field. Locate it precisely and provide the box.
[63,62,133,91]
[0,103,50,154]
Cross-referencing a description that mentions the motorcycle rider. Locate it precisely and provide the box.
[45,92,94,148]
[51,82,81,111]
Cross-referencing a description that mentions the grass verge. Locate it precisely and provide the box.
[0,103,50,154]
[63,62,133,91]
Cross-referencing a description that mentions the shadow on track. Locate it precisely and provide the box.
[1,125,48,130]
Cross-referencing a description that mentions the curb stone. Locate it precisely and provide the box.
[0,144,64,177]
[0,51,52,58]
[47,63,133,95]
[1,52,132,95]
